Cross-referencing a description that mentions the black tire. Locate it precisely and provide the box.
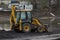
[22,23,31,33]
[37,26,48,33]
[37,27,43,32]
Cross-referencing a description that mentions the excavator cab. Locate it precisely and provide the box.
[16,11,32,23]
[10,5,33,32]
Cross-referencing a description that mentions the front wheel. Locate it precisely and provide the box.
[37,27,43,32]
[37,27,48,32]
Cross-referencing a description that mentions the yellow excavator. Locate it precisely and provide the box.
[10,5,48,32]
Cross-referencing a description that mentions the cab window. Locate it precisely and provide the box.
[16,12,20,21]
[27,12,31,19]
[21,12,26,19]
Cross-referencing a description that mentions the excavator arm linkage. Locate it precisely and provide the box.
[32,18,48,32]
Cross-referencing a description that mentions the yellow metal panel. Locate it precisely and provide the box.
[10,5,16,30]
[19,20,22,31]
[32,18,42,26]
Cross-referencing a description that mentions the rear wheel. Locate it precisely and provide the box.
[22,23,31,33]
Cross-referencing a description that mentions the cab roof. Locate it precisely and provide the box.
[16,10,32,12]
